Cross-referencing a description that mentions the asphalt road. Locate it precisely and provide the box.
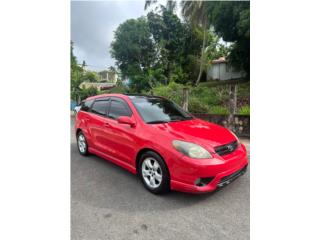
[71,118,250,240]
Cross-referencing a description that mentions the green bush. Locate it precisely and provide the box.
[211,106,229,115]
[105,85,128,94]
[238,105,250,115]
[149,81,183,105]
[190,86,221,106]
[188,97,210,113]
[149,81,249,115]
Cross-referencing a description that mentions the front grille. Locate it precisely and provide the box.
[214,140,238,156]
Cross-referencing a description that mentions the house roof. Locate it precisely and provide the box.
[210,57,227,64]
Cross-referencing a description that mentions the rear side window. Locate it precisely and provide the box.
[81,100,93,112]
[91,100,108,116]
[108,100,131,120]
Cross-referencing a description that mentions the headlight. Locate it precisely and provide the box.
[172,140,212,159]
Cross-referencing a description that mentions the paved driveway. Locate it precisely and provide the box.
[71,118,250,240]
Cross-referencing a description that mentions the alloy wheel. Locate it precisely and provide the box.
[141,157,163,189]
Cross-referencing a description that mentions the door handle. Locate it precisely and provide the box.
[104,122,110,127]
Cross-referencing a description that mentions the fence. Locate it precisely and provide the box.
[193,114,250,138]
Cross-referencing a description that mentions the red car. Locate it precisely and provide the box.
[75,94,248,194]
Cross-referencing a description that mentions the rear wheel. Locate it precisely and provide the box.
[77,131,89,156]
[138,151,170,194]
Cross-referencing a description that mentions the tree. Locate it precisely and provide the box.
[147,6,186,83]
[71,41,84,101]
[204,31,230,70]
[78,86,98,100]
[145,0,209,85]
[207,1,250,76]
[82,71,99,82]
[205,1,250,130]
[110,17,156,92]
[181,0,210,85]
[180,25,203,84]
[145,0,249,81]
[181,1,250,82]
[145,0,176,13]
[108,66,117,73]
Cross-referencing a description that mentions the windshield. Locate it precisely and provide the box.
[129,96,193,124]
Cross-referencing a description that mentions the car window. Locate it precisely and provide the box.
[91,100,108,116]
[108,100,131,120]
[129,96,193,123]
[81,99,93,112]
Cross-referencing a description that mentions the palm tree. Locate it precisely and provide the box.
[145,0,176,13]
[181,0,209,85]
[144,0,158,10]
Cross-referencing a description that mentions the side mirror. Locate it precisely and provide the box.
[117,116,136,127]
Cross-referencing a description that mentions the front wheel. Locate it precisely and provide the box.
[138,151,170,194]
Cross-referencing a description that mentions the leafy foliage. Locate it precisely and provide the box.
[110,17,156,92]
[211,106,229,115]
[238,105,250,115]
[110,7,204,91]
[82,71,99,82]
[71,41,84,101]
[148,81,249,114]
[147,81,183,105]
[71,41,102,101]
[207,1,250,75]
[188,96,210,113]
[79,86,99,100]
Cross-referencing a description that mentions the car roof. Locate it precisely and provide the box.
[85,93,125,101]
[85,93,165,101]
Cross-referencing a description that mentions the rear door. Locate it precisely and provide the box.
[76,99,94,143]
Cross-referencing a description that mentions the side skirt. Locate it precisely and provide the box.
[88,147,137,175]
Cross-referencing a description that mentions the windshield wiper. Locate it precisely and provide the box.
[146,120,169,124]
[169,116,194,122]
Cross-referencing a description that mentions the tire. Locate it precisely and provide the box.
[138,151,170,194]
[77,131,89,156]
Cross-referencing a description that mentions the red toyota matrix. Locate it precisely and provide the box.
[75,94,248,194]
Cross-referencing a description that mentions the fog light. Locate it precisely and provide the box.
[195,177,214,187]
[195,178,201,186]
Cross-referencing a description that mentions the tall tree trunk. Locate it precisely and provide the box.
[195,20,207,86]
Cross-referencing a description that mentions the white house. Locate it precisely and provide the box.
[79,68,118,91]
[99,70,118,83]
[207,57,246,81]
[79,82,116,91]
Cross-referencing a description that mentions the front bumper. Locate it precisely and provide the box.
[170,143,249,193]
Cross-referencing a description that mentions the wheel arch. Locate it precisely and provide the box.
[135,148,170,177]
[76,128,82,136]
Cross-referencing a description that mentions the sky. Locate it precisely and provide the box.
[71,0,170,72]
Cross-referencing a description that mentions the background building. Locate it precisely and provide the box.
[207,57,246,81]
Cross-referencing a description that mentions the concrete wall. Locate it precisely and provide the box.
[193,113,250,137]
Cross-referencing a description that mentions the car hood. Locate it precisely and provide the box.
[151,118,236,147]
